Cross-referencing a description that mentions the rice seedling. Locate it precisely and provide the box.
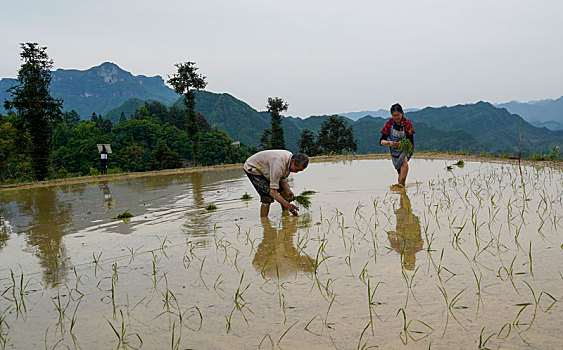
[206,204,217,211]
[357,322,378,350]
[366,279,382,336]
[258,333,274,348]
[240,192,252,200]
[477,327,496,349]
[528,241,534,276]
[170,321,181,350]
[115,210,133,219]
[277,320,298,346]
[396,308,434,344]
[107,309,143,350]
[0,310,9,350]
[537,291,558,312]
[52,287,71,335]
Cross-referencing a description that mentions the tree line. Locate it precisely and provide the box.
[0,43,258,183]
[260,98,357,156]
[0,43,360,184]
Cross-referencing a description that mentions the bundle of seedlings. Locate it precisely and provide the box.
[400,138,412,155]
[293,190,316,209]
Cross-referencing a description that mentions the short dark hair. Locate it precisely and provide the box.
[292,153,309,168]
[390,103,404,114]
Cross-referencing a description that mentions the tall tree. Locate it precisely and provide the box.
[298,128,319,156]
[316,115,357,154]
[167,61,207,164]
[265,97,288,149]
[259,129,271,150]
[62,110,81,126]
[4,43,63,180]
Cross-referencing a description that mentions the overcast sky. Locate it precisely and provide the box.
[1,0,562,117]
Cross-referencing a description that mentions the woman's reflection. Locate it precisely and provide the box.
[253,216,313,278]
[387,189,423,270]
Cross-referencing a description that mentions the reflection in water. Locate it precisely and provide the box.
[253,217,313,278]
[16,187,72,286]
[387,189,423,270]
[183,172,210,239]
[0,216,9,251]
[99,181,115,210]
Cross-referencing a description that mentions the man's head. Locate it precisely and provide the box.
[289,153,309,173]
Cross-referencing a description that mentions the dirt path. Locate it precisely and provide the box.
[1,152,560,191]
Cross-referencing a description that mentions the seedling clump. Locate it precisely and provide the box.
[400,138,412,155]
[206,204,218,211]
[116,210,133,219]
[241,192,252,201]
[294,190,316,209]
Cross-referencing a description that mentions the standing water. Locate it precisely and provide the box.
[0,159,561,349]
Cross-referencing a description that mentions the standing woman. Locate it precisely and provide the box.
[380,103,415,187]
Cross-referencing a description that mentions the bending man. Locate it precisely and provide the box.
[244,150,309,217]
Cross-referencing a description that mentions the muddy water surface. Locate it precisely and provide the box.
[0,159,562,349]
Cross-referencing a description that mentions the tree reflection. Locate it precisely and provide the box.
[183,172,210,244]
[253,216,313,278]
[387,189,423,271]
[16,187,72,286]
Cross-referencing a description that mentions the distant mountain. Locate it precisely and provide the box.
[495,97,563,130]
[339,110,389,121]
[1,62,559,156]
[339,108,419,121]
[0,62,179,117]
[406,102,562,155]
[104,95,561,156]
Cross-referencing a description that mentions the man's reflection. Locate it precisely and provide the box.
[98,181,115,210]
[253,216,313,278]
[387,189,423,270]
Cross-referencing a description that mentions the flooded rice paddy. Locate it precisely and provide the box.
[0,159,562,349]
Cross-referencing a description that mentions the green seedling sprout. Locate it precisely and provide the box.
[116,210,133,219]
[107,309,143,349]
[206,204,217,211]
[241,192,252,200]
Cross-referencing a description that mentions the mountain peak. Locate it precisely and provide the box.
[89,62,130,84]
